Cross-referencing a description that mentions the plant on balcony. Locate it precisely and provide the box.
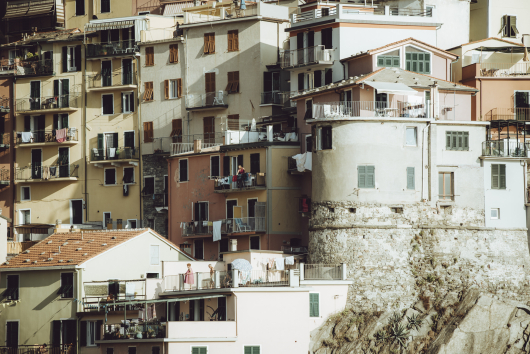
[26,52,39,61]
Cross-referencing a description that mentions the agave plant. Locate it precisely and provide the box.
[375,330,389,343]
[388,311,403,326]
[406,313,423,331]
[389,323,410,347]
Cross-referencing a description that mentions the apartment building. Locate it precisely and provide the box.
[0,75,13,240]
[470,0,530,43]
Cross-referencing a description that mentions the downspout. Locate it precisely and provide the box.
[478,78,482,120]
[185,29,190,136]
[135,54,142,225]
[341,61,346,81]
[12,77,16,227]
[450,56,459,83]
[75,268,82,354]
[233,293,238,336]
[83,41,88,222]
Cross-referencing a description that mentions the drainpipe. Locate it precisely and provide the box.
[185,29,190,136]
[12,77,16,227]
[341,61,346,81]
[83,41,88,222]
[478,78,482,120]
[135,54,142,225]
[450,56,459,83]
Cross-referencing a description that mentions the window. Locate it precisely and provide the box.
[52,320,76,348]
[514,92,530,120]
[101,0,110,13]
[377,55,400,68]
[250,236,260,250]
[211,156,220,177]
[298,73,304,91]
[71,200,83,224]
[6,275,19,300]
[491,208,500,219]
[143,82,154,101]
[406,127,417,146]
[217,297,227,321]
[86,321,96,346]
[122,92,134,113]
[309,293,319,317]
[426,5,433,16]
[151,347,160,354]
[143,176,154,194]
[358,166,375,188]
[67,46,77,71]
[143,122,154,143]
[21,186,30,201]
[107,349,113,354]
[263,72,280,93]
[146,273,159,279]
[179,159,188,182]
[194,239,204,260]
[150,245,159,265]
[502,15,518,38]
[145,47,154,66]
[54,78,70,107]
[445,131,469,151]
[53,114,69,131]
[127,219,137,228]
[438,172,454,201]
[304,99,313,120]
[204,33,215,54]
[128,348,136,354]
[318,126,332,150]
[169,44,178,63]
[20,210,30,225]
[226,71,239,93]
[244,347,260,354]
[491,164,506,190]
[406,50,431,74]
[103,212,111,226]
[325,68,333,85]
[191,348,207,354]
[104,168,116,186]
[123,167,135,184]
[166,79,182,99]
[102,94,114,115]
[407,167,415,190]
[122,59,133,85]
[59,273,74,298]
[227,114,239,130]
[321,28,332,49]
[250,153,260,173]
[6,321,18,348]
[75,0,85,15]
[228,30,239,51]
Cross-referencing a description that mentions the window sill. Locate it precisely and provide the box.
[101,113,115,116]
[168,62,179,65]
[104,184,118,187]
[179,180,188,183]
[167,97,181,100]
[124,183,136,186]
[21,199,31,202]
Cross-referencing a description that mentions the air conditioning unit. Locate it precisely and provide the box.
[68,66,77,72]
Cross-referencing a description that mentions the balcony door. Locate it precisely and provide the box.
[515,91,530,121]
[26,115,45,142]
[102,61,112,87]
[124,131,135,158]
[248,198,257,230]
[70,199,83,224]
[297,32,304,64]
[308,31,315,62]
[203,117,215,144]
[194,201,208,234]
[31,149,42,179]
[58,147,69,177]
[205,72,215,106]
[6,321,18,348]
[104,132,118,159]
[30,81,40,110]
[53,79,69,108]
[227,200,237,219]
[122,59,133,85]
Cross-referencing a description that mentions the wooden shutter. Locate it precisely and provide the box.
[250,153,260,173]
[228,31,233,52]
[97,133,103,150]
[227,114,239,130]
[210,33,215,53]
[424,54,430,73]
[226,72,233,91]
[298,73,304,91]
[309,293,319,317]
[143,122,153,142]
[446,132,452,149]
[223,156,230,176]
[62,46,67,73]
[492,164,499,189]
[143,82,153,101]
[170,119,182,137]
[366,166,375,188]
[358,166,366,188]
[52,321,61,346]
[204,33,209,53]
[169,44,178,63]
[205,73,215,93]
[234,30,239,51]
[177,78,182,97]
[164,80,169,99]
[96,320,102,342]
[233,71,239,93]
[500,164,506,189]
[146,47,154,66]
[510,16,518,37]
[463,132,469,150]
[407,167,415,190]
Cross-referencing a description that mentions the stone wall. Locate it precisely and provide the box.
[142,154,169,237]
[309,201,530,312]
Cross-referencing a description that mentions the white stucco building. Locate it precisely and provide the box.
[470,0,530,43]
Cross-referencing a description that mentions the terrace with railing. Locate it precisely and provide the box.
[91,146,139,161]
[311,101,430,120]
[482,140,530,158]
[484,108,530,121]
[213,173,266,192]
[15,164,79,181]
[86,41,139,59]
[280,45,334,69]
[15,93,81,112]
[185,91,228,110]
[82,279,152,312]
[103,322,166,340]
[143,137,174,155]
[88,72,136,90]
[224,119,299,145]
[303,264,344,280]
[0,59,54,77]
[181,217,266,236]
[170,133,223,156]
[183,2,288,25]
[0,133,10,148]
[16,129,78,145]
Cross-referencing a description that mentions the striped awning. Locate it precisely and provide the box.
[85,20,134,32]
[4,0,54,19]
[163,1,196,16]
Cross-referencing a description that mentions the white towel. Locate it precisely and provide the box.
[304,152,312,171]
[285,256,295,265]
[275,257,284,271]
[21,132,32,143]
[213,220,222,241]
[292,153,306,172]
[109,148,116,158]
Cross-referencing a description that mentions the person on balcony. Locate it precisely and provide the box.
[184,263,194,290]
[237,165,246,188]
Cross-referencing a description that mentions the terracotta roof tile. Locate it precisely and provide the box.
[0,229,158,269]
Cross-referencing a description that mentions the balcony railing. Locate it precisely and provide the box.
[280,45,334,68]
[15,164,79,180]
[186,91,228,110]
[143,137,174,155]
[88,72,135,89]
[0,345,75,354]
[0,59,54,77]
[16,129,78,145]
[312,101,429,120]
[485,107,530,121]
[225,121,298,145]
[389,7,432,16]
[181,217,266,236]
[304,264,343,280]
[86,41,139,59]
[184,4,259,24]
[214,173,265,191]
[103,322,166,340]
[292,7,337,23]
[170,133,223,155]
[261,91,295,105]
[478,62,530,77]
[482,140,530,157]
[15,93,81,112]
[0,133,10,147]
[0,168,9,182]
[91,146,139,161]
[83,279,148,311]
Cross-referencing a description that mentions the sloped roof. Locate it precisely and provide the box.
[0,28,84,47]
[292,67,478,101]
[0,228,184,269]
[446,37,524,51]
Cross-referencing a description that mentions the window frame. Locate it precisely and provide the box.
[122,91,134,113]
[69,199,84,225]
[502,15,518,38]
[191,346,208,354]
[143,176,155,195]
[75,0,85,16]
[249,235,260,250]
[150,245,160,265]
[210,155,220,178]
[318,126,332,150]
[145,47,154,66]
[491,208,500,219]
[5,320,19,348]
[377,54,400,68]
[227,30,239,52]
[143,82,154,102]
[123,166,135,185]
[243,346,261,354]
[59,272,74,299]
[406,167,415,190]
[6,275,19,301]
[491,164,506,190]
[100,0,110,13]
[405,46,431,75]
[405,127,417,146]
[438,172,454,201]
[20,186,31,201]
[104,167,117,186]
[309,292,320,317]
[67,46,76,71]
[226,71,240,94]
[101,93,114,115]
[169,44,179,63]
[204,33,215,54]
[358,165,375,189]
[86,321,97,346]
[103,212,112,226]
[169,79,180,99]
[445,131,469,151]
[179,159,189,182]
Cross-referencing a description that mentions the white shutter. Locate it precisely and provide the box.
[150,245,160,265]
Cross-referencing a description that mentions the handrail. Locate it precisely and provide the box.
[91,146,139,161]
[312,101,430,119]
[16,129,78,144]
[279,45,334,68]
[15,93,81,111]
[15,164,79,180]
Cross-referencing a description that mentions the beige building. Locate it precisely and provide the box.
[470,0,530,43]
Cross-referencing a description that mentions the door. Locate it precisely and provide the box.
[172,119,182,143]
[30,81,40,110]
[59,79,69,108]
[205,72,215,105]
[59,147,69,177]
[375,91,388,111]
[194,202,208,234]
[71,200,83,224]
[122,59,132,85]
[102,61,112,87]
[31,149,42,179]
[248,199,257,230]
[62,320,77,347]
[194,239,204,260]
[105,133,118,159]
[6,322,18,348]
[21,210,30,225]
[515,91,530,121]
[124,131,135,158]
[103,212,111,227]
[203,117,215,144]
[35,115,45,143]
[226,200,237,232]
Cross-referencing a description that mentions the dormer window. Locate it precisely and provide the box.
[406,47,430,75]
[377,49,400,68]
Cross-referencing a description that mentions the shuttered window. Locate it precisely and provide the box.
[59,273,74,298]
[491,164,506,190]
[75,0,85,15]
[228,30,239,52]
[101,0,110,13]
[407,167,415,190]
[191,348,207,354]
[145,47,154,66]
[6,275,19,300]
[211,156,220,177]
[102,94,114,115]
[169,44,178,63]
[204,33,215,54]
[445,131,469,151]
[205,73,215,93]
[177,78,182,98]
[309,293,319,317]
[227,114,239,130]
[377,55,400,68]
[143,82,154,101]
[406,127,417,146]
[358,166,375,188]
[170,119,182,139]
[406,52,430,74]
[226,71,239,93]
[179,159,188,182]
[319,126,332,150]
[143,122,154,143]
[244,347,260,354]
[502,15,518,38]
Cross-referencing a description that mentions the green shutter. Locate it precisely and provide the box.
[406,53,411,71]
[407,167,415,190]
[377,56,384,67]
[191,348,199,354]
[366,166,375,188]
[309,293,319,317]
[97,133,104,150]
[463,132,469,150]
[491,164,499,189]
[244,348,252,354]
[61,114,69,129]
[499,164,506,189]
[446,132,451,149]
[385,57,392,67]
[358,166,366,188]
[392,56,400,67]
[200,348,207,354]
[425,54,431,73]
[457,132,463,150]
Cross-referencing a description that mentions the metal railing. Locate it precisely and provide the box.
[16,129,78,145]
[170,133,223,155]
[0,97,10,111]
[86,41,139,58]
[103,322,166,340]
[15,93,81,112]
[83,279,147,311]
[482,140,530,157]
[261,91,293,105]
[478,62,530,77]
[0,168,9,182]
[88,72,135,88]
[244,270,288,287]
[0,59,54,76]
[292,7,337,23]
[0,132,10,146]
[15,164,79,180]
[304,264,343,280]
[312,101,429,119]
[181,217,266,236]
[280,45,334,68]
[184,4,259,24]
[165,271,230,292]
[143,137,173,154]
[91,146,139,161]
[186,91,228,109]
[214,173,265,191]
[389,7,432,16]
[485,107,530,121]
[225,126,298,144]
[0,345,75,354]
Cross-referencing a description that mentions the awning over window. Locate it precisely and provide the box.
[3,0,54,19]
[365,81,418,96]
[85,20,134,32]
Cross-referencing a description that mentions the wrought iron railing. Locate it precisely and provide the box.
[16,129,78,145]
[15,164,79,180]
[86,41,139,58]
[185,91,228,109]
[103,322,166,340]
[91,146,139,161]
[0,345,75,354]
[88,72,135,88]
[181,217,266,236]
[484,107,530,121]
[15,93,81,111]
[312,101,430,119]
[0,59,54,76]
[213,173,265,191]
[304,264,343,280]
[482,140,530,157]
[0,168,9,182]
[280,45,334,68]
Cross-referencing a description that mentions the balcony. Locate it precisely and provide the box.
[88,72,136,92]
[224,119,299,145]
[102,322,166,340]
[0,97,10,113]
[183,2,288,25]
[0,59,54,77]
[186,91,228,111]
[260,91,297,110]
[213,173,266,193]
[0,345,75,354]
[484,108,530,121]
[16,129,78,147]
[15,93,81,114]
[181,217,266,237]
[90,146,140,166]
[0,168,9,186]
[143,137,174,155]
[86,41,139,60]
[311,101,430,120]
[478,62,530,78]
[167,321,236,339]
[482,140,530,158]
[7,241,38,256]
[303,264,344,280]
[82,279,155,312]
[0,133,10,149]
[170,133,223,156]
[15,164,79,182]
[279,45,334,70]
